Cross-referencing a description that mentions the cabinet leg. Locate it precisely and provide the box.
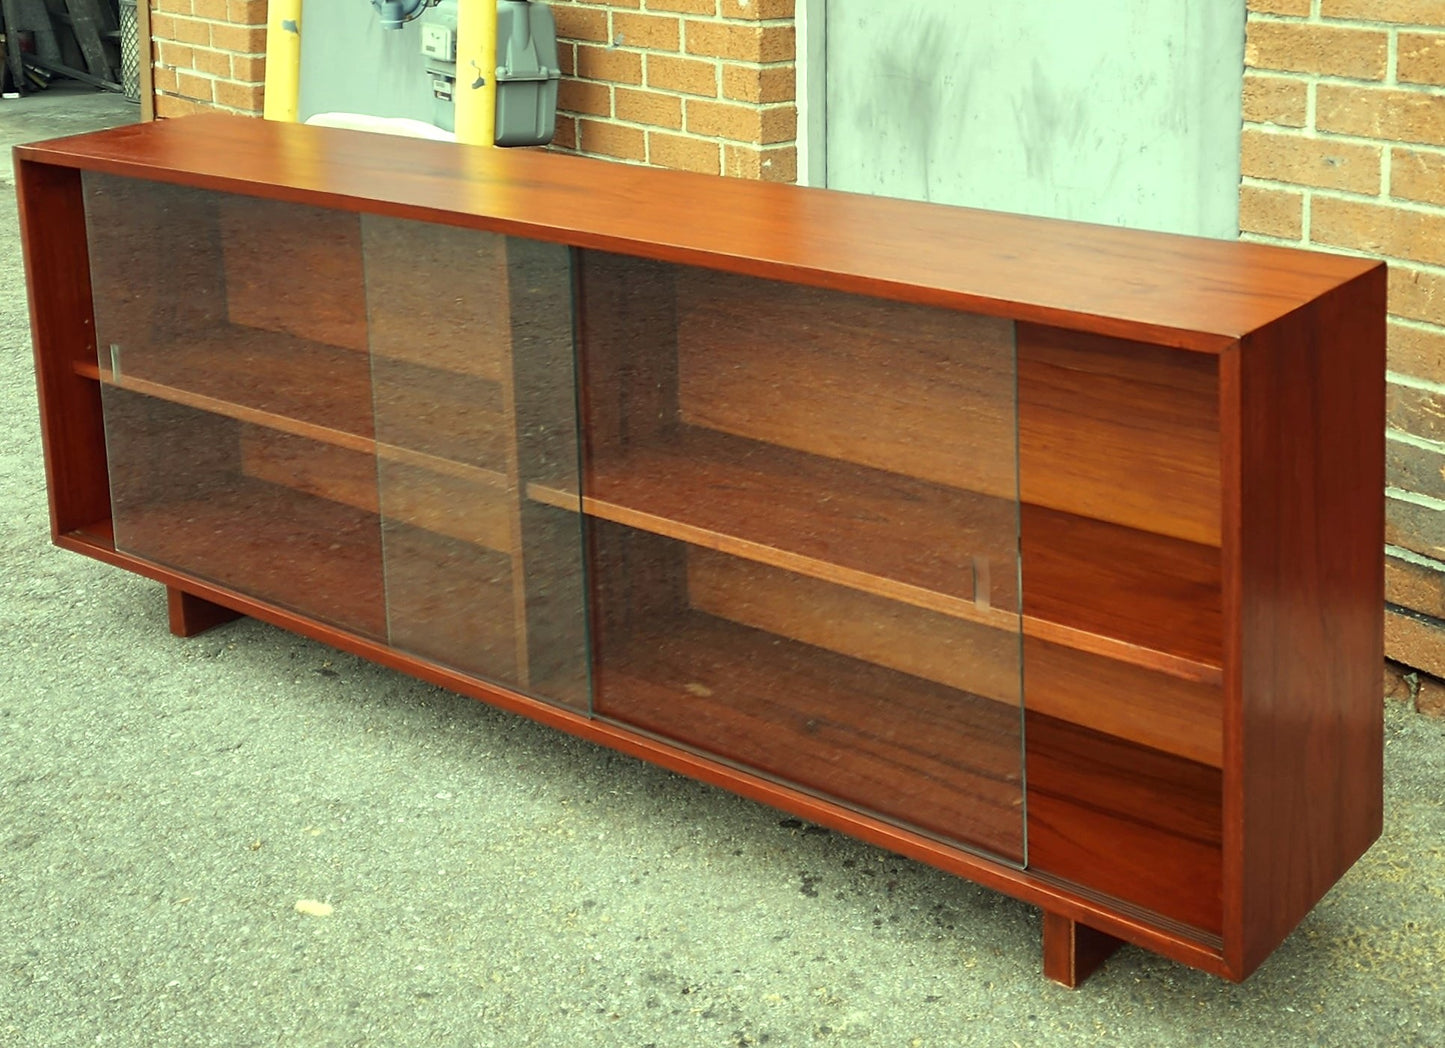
[166,586,242,638]
[1042,911,1124,988]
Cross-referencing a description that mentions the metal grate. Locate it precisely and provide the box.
[118,0,139,102]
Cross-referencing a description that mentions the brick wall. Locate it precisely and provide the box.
[149,0,267,117]
[145,0,799,180]
[549,0,797,180]
[1241,0,1445,678]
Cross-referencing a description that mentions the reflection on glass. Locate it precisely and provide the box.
[363,217,589,709]
[84,174,386,637]
[574,252,1025,863]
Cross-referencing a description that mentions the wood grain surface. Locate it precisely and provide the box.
[16,160,111,538]
[1225,268,1386,978]
[17,113,1377,350]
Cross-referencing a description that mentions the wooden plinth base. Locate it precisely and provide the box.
[167,586,243,638]
[1042,911,1124,988]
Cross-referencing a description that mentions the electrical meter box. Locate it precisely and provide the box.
[419,0,559,146]
[494,1,561,147]
[419,0,459,132]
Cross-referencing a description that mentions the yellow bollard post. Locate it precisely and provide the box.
[454,0,499,146]
[262,0,303,122]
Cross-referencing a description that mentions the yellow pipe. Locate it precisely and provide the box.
[262,0,302,122]
[454,0,499,146]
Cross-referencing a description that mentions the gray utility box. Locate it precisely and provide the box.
[494,1,561,146]
[421,0,560,146]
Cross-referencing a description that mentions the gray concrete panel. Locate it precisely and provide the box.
[823,0,1244,238]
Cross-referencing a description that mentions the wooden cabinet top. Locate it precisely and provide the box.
[16,112,1380,353]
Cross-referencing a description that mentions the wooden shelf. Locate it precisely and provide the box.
[76,329,510,472]
[593,608,1026,863]
[77,360,514,546]
[529,425,1222,682]
[95,326,375,439]
[533,426,1017,622]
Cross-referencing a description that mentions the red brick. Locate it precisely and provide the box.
[648,130,721,173]
[1313,195,1445,268]
[232,54,266,83]
[192,0,228,20]
[558,78,613,117]
[155,41,194,68]
[1316,85,1445,149]
[1388,320,1445,379]
[229,0,267,23]
[155,94,211,118]
[724,142,796,182]
[614,86,683,129]
[1249,0,1310,13]
[1388,554,1445,620]
[1400,32,1445,88]
[722,61,794,103]
[1242,74,1307,128]
[553,5,609,43]
[175,70,214,101]
[646,0,715,12]
[685,20,793,62]
[190,47,232,77]
[1392,147,1445,206]
[721,0,794,16]
[215,80,264,112]
[154,0,190,13]
[169,15,213,45]
[1386,606,1445,681]
[579,118,646,161]
[1239,183,1304,239]
[1321,0,1445,24]
[1391,265,1445,327]
[685,98,794,143]
[576,44,644,84]
[646,53,717,96]
[210,23,266,53]
[1241,128,1381,193]
[612,12,680,50]
[553,113,578,151]
[1389,432,1445,502]
[1245,21,1387,80]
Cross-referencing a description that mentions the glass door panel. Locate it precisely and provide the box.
[84,174,385,638]
[574,252,1025,864]
[362,218,589,709]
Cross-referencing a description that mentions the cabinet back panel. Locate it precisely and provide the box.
[1018,324,1221,547]
[101,397,387,638]
[218,197,369,353]
[240,430,516,553]
[687,548,1020,707]
[361,216,511,383]
[1026,711,1224,935]
[674,269,1018,501]
[588,523,1026,863]
[690,548,1223,767]
[1022,505,1223,667]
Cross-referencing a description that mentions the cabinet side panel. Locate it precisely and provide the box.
[1229,267,1387,977]
[16,160,110,537]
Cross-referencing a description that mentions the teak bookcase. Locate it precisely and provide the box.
[16,114,1386,986]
